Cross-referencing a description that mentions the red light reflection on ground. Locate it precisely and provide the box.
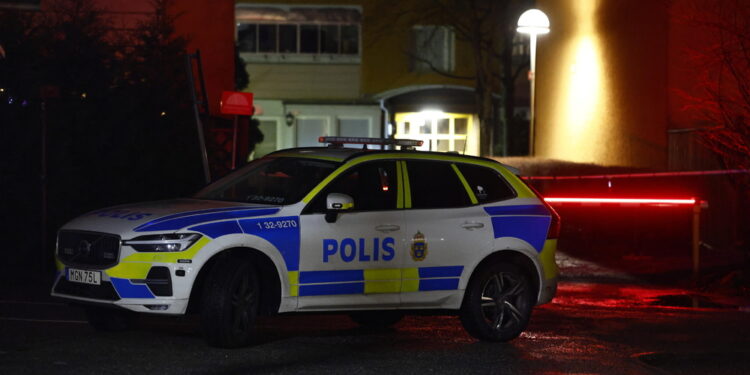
[551,282,699,309]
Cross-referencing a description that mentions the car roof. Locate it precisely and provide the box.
[265,147,520,174]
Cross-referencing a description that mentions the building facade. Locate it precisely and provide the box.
[533,0,743,171]
[236,0,483,157]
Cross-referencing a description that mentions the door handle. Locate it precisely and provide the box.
[461,222,485,230]
[375,224,400,233]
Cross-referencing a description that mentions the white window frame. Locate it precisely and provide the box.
[236,4,362,64]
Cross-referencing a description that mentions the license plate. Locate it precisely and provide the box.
[68,268,101,285]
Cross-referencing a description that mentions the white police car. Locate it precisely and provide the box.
[52,137,559,347]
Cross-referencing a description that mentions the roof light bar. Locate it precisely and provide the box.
[318,137,423,148]
[544,197,697,205]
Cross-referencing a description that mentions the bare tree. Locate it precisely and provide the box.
[676,0,750,258]
[370,0,531,156]
[677,1,750,186]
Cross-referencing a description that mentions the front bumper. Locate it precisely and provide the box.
[51,263,191,314]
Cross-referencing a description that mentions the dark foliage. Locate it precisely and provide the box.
[0,0,203,270]
[675,0,750,256]
[234,45,249,91]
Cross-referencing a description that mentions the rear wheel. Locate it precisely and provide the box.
[200,258,259,348]
[460,263,535,342]
[84,306,137,331]
[349,310,403,329]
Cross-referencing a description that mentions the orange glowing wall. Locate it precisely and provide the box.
[534,0,669,168]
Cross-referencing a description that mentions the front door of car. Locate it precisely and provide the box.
[399,160,493,308]
[297,160,406,310]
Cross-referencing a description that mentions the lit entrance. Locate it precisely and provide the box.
[395,111,472,154]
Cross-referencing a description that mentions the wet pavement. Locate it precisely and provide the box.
[2,252,749,374]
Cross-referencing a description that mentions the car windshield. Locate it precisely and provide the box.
[194,157,340,205]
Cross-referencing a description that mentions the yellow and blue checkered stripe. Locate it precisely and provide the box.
[291,266,464,297]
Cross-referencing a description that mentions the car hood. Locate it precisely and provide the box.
[61,199,279,239]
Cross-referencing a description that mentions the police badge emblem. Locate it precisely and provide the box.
[411,231,428,261]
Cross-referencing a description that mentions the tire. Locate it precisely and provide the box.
[459,262,535,342]
[200,258,259,348]
[84,306,137,331]
[349,310,403,329]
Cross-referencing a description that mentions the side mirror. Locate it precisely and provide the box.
[325,193,354,223]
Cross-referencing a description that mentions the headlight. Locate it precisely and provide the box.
[123,233,202,252]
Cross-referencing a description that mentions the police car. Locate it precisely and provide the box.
[52,137,559,347]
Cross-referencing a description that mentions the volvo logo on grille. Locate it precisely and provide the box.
[77,240,93,257]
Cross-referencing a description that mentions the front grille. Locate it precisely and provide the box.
[57,231,121,269]
[54,278,121,301]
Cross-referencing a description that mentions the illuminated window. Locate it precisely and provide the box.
[395,112,471,154]
[236,5,361,63]
[411,26,455,73]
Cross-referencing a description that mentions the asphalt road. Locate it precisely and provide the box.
[2,257,750,374]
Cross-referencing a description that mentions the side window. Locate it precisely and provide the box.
[406,160,471,209]
[456,164,516,203]
[305,161,398,213]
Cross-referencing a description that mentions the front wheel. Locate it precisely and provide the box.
[200,258,259,348]
[459,263,535,342]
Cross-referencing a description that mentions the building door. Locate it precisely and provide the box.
[395,112,472,154]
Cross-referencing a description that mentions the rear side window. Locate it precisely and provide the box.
[406,160,471,209]
[456,164,516,203]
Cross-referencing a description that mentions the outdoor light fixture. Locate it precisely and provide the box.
[517,8,550,156]
[419,109,445,118]
[517,9,550,35]
[285,112,295,126]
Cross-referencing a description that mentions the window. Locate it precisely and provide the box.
[258,24,276,52]
[279,25,297,53]
[297,118,328,148]
[195,158,339,205]
[396,113,471,154]
[300,25,319,53]
[306,161,398,213]
[411,25,455,73]
[236,5,361,63]
[456,164,516,203]
[406,161,471,209]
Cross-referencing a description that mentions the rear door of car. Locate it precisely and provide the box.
[399,159,495,308]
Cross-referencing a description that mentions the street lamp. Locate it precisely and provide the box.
[517,9,549,156]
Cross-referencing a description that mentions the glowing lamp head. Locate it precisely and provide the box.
[517,9,550,35]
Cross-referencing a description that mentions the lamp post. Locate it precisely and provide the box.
[517,9,549,156]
